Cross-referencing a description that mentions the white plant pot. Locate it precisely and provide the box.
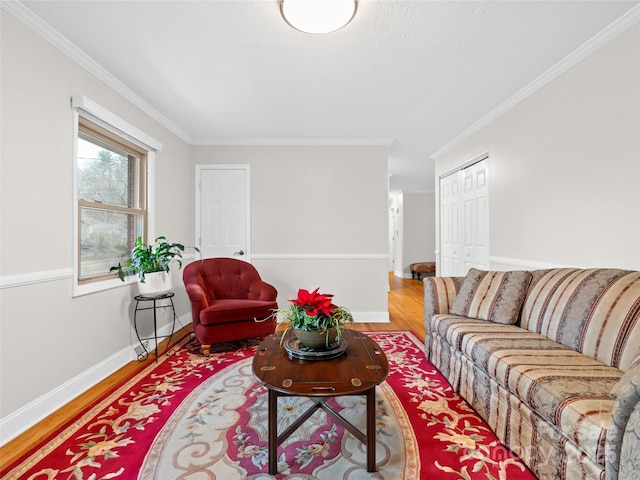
[137,271,172,296]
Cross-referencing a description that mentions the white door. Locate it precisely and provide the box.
[462,160,489,271]
[439,172,460,276]
[196,165,249,260]
[439,157,489,276]
[473,161,489,270]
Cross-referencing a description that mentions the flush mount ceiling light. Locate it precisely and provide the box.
[280,0,358,34]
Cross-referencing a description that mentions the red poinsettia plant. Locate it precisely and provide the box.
[276,287,354,335]
[291,288,335,317]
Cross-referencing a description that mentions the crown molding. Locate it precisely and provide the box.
[1,0,194,144]
[191,138,394,146]
[2,1,388,150]
[5,0,638,154]
[430,4,640,160]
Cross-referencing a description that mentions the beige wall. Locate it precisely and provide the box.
[0,13,193,433]
[191,145,390,317]
[0,13,390,441]
[403,192,436,274]
[5,2,636,447]
[434,23,640,271]
[389,192,436,277]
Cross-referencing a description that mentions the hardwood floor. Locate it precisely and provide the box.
[0,274,425,469]
[356,272,426,337]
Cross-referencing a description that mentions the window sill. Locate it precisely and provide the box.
[73,276,136,297]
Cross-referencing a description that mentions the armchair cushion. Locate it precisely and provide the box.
[199,299,275,326]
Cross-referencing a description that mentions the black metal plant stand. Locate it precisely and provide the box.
[133,292,177,362]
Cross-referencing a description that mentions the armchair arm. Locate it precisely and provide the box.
[606,359,640,480]
[248,280,278,302]
[184,281,211,325]
[423,276,463,359]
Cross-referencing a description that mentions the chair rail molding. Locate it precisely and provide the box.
[251,253,388,260]
[0,253,199,290]
[0,268,74,289]
[489,256,572,271]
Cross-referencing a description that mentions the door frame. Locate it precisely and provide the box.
[195,164,251,260]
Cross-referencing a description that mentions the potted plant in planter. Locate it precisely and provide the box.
[110,236,189,296]
[276,287,354,349]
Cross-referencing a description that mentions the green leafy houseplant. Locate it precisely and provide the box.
[276,288,354,347]
[110,236,186,283]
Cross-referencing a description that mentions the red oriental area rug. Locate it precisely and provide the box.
[2,331,536,480]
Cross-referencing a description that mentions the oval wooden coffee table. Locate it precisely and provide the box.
[252,328,389,475]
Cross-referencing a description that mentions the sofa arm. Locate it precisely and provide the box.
[248,280,278,302]
[423,276,463,359]
[606,360,640,480]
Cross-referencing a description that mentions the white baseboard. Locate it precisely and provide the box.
[394,271,416,279]
[0,345,131,446]
[353,311,390,323]
[0,313,191,446]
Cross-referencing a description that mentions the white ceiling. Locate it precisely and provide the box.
[13,0,640,194]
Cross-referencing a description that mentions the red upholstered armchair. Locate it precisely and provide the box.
[182,258,278,355]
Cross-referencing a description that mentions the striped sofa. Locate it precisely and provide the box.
[424,268,640,480]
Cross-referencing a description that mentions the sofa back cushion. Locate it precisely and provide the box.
[450,268,532,325]
[521,268,640,371]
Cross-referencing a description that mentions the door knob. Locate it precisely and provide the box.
[234,250,245,256]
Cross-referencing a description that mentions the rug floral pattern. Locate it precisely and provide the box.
[2,331,536,480]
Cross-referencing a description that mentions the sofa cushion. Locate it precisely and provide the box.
[521,268,640,371]
[450,268,532,325]
[431,314,623,465]
[431,314,531,352]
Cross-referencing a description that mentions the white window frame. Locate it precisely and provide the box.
[72,96,161,297]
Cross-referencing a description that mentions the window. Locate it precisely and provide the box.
[77,117,148,283]
[72,96,160,295]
